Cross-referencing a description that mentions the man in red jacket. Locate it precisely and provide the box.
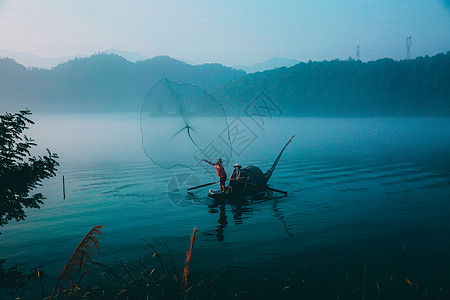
[203,158,227,193]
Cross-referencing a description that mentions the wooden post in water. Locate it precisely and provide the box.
[62,175,66,199]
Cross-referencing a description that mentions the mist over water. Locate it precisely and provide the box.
[27,114,450,167]
[2,113,450,298]
[27,113,145,163]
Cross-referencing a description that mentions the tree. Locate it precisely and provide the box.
[0,110,59,229]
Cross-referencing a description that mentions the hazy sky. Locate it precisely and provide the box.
[0,0,449,65]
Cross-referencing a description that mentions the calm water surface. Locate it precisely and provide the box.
[1,115,450,298]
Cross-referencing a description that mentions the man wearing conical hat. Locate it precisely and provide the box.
[228,163,243,193]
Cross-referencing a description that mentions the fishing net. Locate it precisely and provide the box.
[140,78,232,172]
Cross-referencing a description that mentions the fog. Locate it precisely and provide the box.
[27,114,450,171]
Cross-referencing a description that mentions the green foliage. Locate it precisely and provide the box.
[0,110,59,228]
[214,51,450,116]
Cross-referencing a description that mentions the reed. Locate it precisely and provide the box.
[59,228,198,299]
[37,269,45,298]
[183,227,197,300]
[49,225,103,299]
[37,227,450,299]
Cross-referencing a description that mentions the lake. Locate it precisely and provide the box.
[1,114,450,299]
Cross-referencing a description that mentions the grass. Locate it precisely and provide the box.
[2,228,450,299]
[47,226,198,299]
[50,225,103,299]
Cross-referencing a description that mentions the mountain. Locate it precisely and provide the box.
[0,48,150,69]
[102,48,149,62]
[214,52,450,116]
[2,52,449,116]
[0,50,77,69]
[0,53,245,113]
[234,57,299,73]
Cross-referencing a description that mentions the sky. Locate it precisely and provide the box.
[0,0,449,66]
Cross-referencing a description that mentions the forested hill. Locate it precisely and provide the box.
[213,52,450,116]
[0,53,245,113]
[1,52,449,115]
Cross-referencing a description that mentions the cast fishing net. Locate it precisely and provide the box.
[140,78,232,172]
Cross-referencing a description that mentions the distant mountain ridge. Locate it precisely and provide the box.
[102,49,149,62]
[0,53,245,113]
[0,49,298,72]
[234,56,299,73]
[0,48,150,69]
[0,49,76,69]
[1,51,449,116]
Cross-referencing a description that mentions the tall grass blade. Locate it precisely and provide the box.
[37,269,45,298]
[50,225,103,299]
[183,227,197,300]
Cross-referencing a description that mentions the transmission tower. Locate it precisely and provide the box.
[356,45,360,61]
[406,36,412,60]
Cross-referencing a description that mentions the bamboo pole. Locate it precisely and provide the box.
[62,175,66,199]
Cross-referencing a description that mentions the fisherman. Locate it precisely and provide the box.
[203,158,227,193]
[228,163,243,193]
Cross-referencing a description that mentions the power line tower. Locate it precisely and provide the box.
[356,45,360,61]
[406,36,412,60]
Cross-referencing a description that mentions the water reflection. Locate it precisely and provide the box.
[272,198,294,237]
[203,192,292,242]
[215,204,227,241]
[0,258,46,299]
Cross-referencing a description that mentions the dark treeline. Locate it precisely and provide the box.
[0,54,245,113]
[214,52,450,116]
[1,52,449,116]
